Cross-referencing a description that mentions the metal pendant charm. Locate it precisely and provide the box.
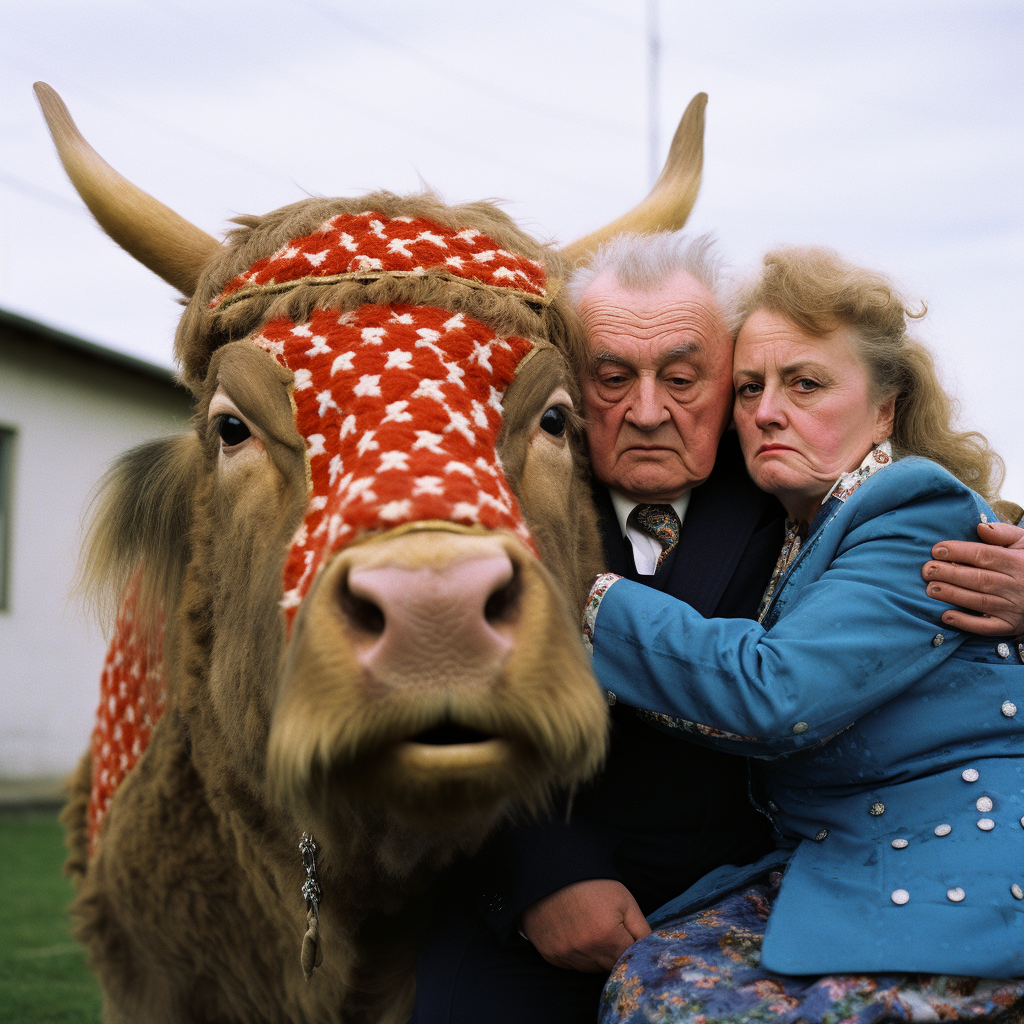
[300,907,323,980]
[299,832,323,980]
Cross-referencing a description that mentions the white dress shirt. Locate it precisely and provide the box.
[608,489,692,575]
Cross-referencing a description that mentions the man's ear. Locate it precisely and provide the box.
[874,394,896,444]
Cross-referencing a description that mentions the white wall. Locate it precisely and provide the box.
[0,332,191,777]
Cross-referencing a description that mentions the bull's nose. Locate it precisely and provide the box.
[342,555,519,687]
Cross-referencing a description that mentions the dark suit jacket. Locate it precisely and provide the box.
[473,432,786,937]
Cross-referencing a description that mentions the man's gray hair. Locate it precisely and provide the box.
[567,230,726,306]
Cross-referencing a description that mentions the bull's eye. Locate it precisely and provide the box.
[539,406,567,437]
[218,415,252,447]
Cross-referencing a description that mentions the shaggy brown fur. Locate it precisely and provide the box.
[70,193,608,1024]
[61,751,92,882]
[78,433,202,648]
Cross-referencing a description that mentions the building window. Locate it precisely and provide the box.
[0,427,13,611]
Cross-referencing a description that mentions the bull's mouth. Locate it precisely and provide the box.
[393,720,511,775]
[409,721,494,745]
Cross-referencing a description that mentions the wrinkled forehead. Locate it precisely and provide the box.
[580,267,722,317]
[732,310,864,376]
[578,268,729,361]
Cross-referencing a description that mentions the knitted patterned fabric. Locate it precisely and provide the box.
[87,212,545,848]
[88,581,164,850]
[209,210,549,312]
[252,302,536,626]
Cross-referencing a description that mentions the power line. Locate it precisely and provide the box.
[0,168,89,218]
[0,40,294,190]
[303,0,637,138]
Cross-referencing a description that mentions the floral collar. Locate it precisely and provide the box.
[823,440,893,504]
[756,440,894,624]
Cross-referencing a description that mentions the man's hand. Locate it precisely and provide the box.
[923,521,1024,637]
[520,878,651,973]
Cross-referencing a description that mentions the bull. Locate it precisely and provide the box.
[36,82,706,1023]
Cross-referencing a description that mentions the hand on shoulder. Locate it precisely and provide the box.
[924,520,1024,637]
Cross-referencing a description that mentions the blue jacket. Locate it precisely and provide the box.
[591,456,1024,977]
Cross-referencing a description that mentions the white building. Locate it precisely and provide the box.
[0,308,191,780]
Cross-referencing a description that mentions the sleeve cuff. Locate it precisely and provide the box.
[582,572,622,655]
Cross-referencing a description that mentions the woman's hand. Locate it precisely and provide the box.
[923,521,1024,637]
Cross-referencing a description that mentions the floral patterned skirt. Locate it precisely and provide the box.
[599,875,1024,1024]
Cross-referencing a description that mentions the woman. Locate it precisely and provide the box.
[584,248,1024,1023]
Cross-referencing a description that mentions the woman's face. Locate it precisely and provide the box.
[733,310,894,522]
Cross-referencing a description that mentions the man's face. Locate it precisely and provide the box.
[579,268,735,503]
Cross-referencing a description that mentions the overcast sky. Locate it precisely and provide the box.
[2,0,1021,498]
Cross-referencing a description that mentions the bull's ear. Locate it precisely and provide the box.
[34,82,223,297]
[559,92,707,269]
[78,433,201,637]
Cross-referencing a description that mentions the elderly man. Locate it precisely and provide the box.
[411,233,1024,1024]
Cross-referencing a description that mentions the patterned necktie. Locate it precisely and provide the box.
[632,504,681,573]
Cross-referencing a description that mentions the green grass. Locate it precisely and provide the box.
[0,814,102,1023]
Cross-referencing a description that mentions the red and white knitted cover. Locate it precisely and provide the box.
[254,302,536,627]
[88,581,165,846]
[87,212,545,847]
[209,209,549,311]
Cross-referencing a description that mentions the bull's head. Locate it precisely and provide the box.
[39,84,706,878]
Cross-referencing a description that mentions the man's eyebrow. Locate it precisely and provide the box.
[591,343,702,366]
[661,343,701,360]
[591,350,631,366]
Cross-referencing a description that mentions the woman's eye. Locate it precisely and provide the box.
[218,415,252,446]
[795,378,820,392]
[539,406,567,437]
[737,382,762,397]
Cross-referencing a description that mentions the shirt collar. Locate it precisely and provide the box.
[608,488,692,538]
[823,439,894,504]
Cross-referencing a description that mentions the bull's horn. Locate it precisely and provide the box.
[34,82,222,296]
[560,92,708,269]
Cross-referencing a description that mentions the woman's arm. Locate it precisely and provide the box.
[591,469,984,757]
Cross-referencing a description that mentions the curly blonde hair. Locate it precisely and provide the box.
[730,247,1004,503]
